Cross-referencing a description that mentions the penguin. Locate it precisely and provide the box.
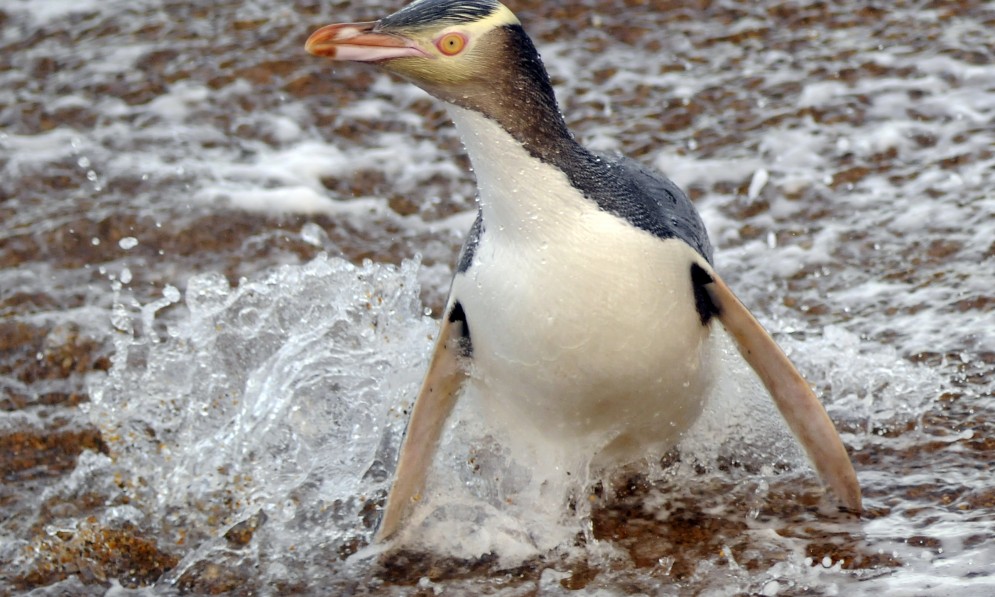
[305,0,862,541]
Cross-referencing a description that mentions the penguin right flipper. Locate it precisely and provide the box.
[695,264,863,513]
[377,301,470,541]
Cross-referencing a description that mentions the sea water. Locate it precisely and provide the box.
[2,0,994,594]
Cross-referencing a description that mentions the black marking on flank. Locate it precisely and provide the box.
[456,212,483,273]
[380,0,501,30]
[448,300,473,357]
[690,263,719,326]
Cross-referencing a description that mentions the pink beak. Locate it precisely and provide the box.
[305,21,427,62]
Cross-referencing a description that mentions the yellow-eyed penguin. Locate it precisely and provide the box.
[305,0,862,541]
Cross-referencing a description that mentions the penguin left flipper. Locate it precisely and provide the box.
[377,303,469,541]
[699,265,863,513]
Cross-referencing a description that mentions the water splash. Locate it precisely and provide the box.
[87,256,435,588]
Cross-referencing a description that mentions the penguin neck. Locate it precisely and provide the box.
[422,23,606,236]
[436,24,586,168]
[447,103,596,241]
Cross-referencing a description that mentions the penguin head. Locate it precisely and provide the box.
[307,1,564,124]
[307,1,523,89]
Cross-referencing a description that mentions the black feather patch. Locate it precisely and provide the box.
[690,263,719,326]
[381,0,501,29]
[456,213,483,273]
[448,301,473,357]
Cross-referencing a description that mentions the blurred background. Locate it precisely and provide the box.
[1,0,993,594]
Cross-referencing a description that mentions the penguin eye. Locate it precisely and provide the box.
[436,32,467,56]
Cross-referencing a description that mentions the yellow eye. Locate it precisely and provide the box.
[436,32,466,56]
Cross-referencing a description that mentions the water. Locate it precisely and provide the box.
[2,0,994,594]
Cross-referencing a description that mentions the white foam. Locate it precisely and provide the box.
[748,168,769,200]
[655,152,763,189]
[201,185,382,215]
[146,82,211,123]
[797,81,850,108]
[4,0,110,24]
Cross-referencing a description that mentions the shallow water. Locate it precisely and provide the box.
[2,0,994,594]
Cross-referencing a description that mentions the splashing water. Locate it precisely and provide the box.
[80,257,438,587]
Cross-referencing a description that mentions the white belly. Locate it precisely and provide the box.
[453,217,713,467]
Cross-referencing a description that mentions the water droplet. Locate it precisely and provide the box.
[119,237,139,250]
[120,268,133,284]
[163,285,181,303]
[300,222,328,247]
[77,156,91,169]
[111,304,132,333]
[91,237,101,246]
[748,168,769,200]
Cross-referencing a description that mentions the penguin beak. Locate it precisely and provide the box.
[305,21,427,62]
